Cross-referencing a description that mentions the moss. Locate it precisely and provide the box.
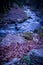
[34,29,43,38]
[13,55,33,65]
[20,55,33,65]
[21,32,33,40]
[38,32,43,38]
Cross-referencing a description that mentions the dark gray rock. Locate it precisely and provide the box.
[29,49,43,65]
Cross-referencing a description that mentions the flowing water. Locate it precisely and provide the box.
[0,6,41,37]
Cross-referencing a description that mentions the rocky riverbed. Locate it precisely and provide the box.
[0,5,42,38]
[0,4,43,65]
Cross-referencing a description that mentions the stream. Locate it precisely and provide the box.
[0,6,42,37]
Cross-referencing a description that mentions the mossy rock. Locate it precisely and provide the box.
[21,32,33,40]
[38,32,43,38]
[20,55,33,65]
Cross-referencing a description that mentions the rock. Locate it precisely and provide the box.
[0,33,43,64]
[26,0,43,8]
[29,49,43,65]
[0,34,30,64]
[40,21,43,26]
[2,3,27,23]
[0,34,26,46]
[33,33,39,42]
[4,58,20,65]
[21,32,33,40]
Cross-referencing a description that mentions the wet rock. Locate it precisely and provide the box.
[21,32,33,40]
[0,34,29,63]
[4,58,20,65]
[2,3,27,23]
[29,49,43,65]
[0,34,26,46]
[33,33,39,42]
[0,33,43,64]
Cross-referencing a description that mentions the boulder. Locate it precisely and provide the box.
[29,49,43,65]
[0,33,43,64]
[4,58,20,65]
[33,33,39,42]
[2,3,27,23]
[0,34,26,46]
